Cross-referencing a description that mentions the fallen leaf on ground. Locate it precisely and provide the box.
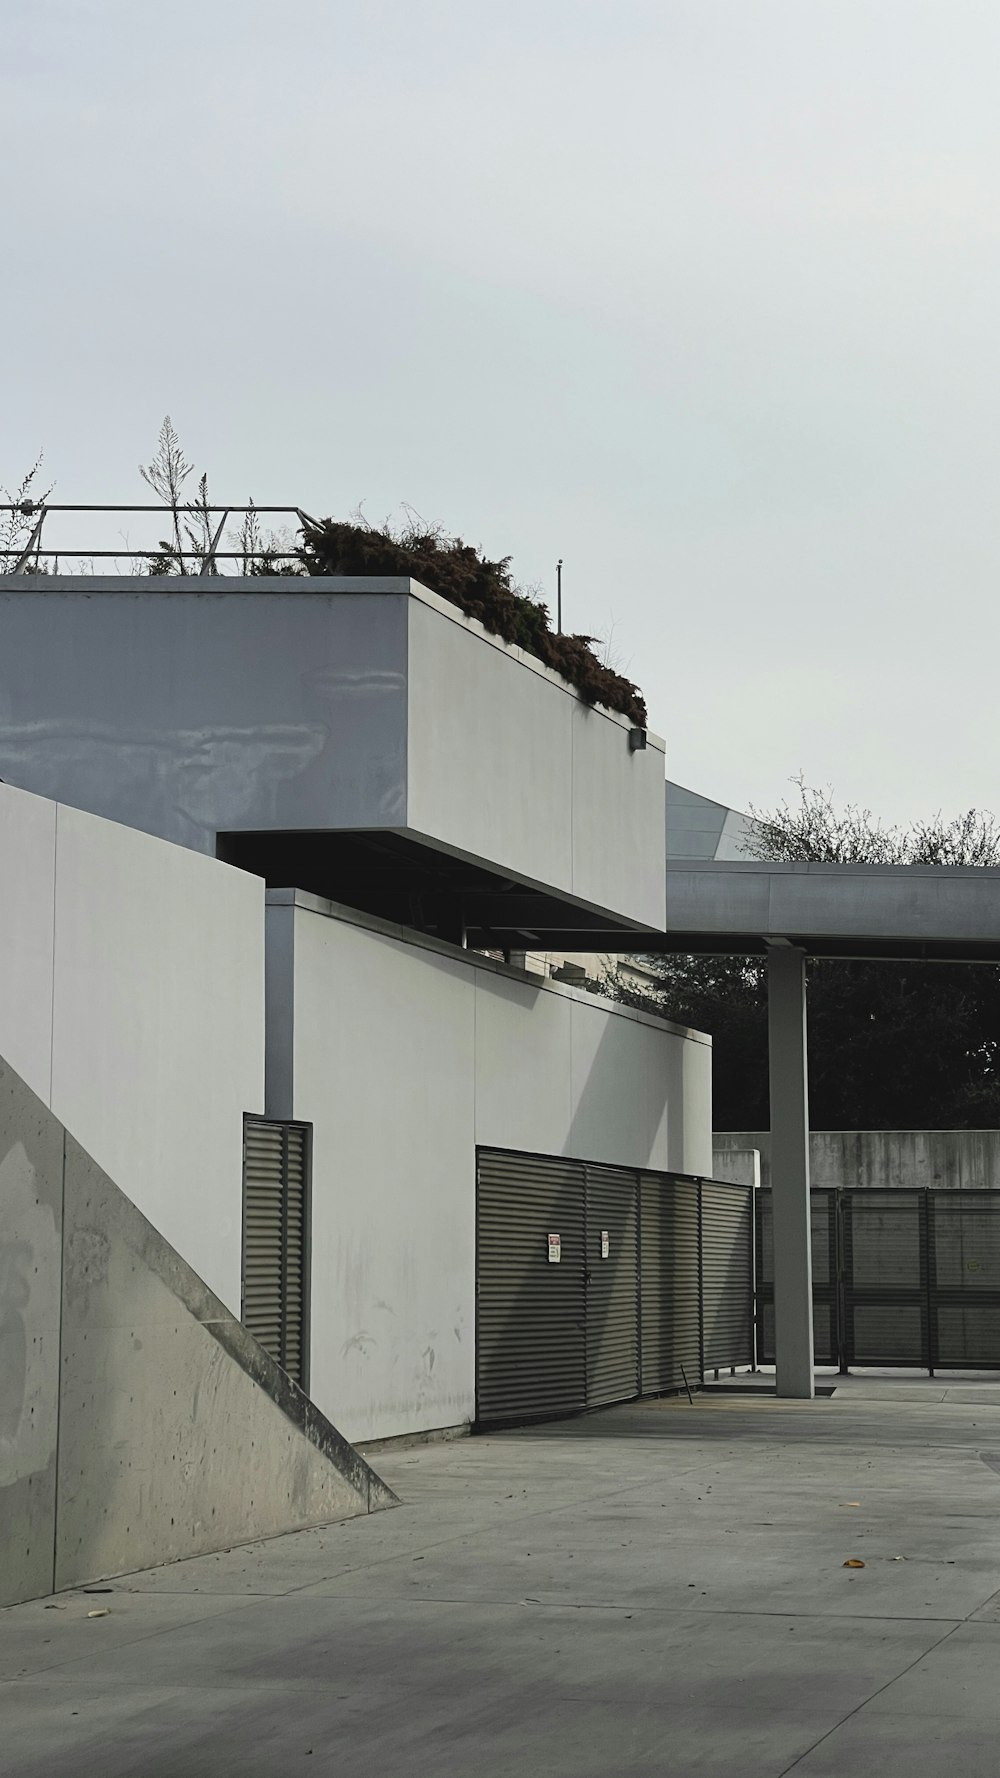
[843,1559,865,1569]
[87,1608,111,1618]
[839,1502,861,1508]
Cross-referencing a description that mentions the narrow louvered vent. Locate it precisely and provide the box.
[242,1119,309,1387]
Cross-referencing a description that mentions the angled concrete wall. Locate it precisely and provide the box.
[0,1058,394,1610]
[0,1067,63,1607]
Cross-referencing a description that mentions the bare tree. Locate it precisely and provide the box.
[743,774,1000,868]
[1,454,53,573]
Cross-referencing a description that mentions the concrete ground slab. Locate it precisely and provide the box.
[0,1588,260,1682]
[0,1676,841,1778]
[5,1386,1000,1775]
[789,1713,1000,1777]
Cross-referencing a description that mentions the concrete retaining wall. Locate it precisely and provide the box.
[714,1129,1000,1191]
[0,1057,394,1610]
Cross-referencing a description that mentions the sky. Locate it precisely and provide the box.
[4,0,1000,823]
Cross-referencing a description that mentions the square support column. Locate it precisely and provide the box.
[767,943,814,1398]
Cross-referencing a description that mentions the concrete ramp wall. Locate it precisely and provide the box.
[0,1059,395,1609]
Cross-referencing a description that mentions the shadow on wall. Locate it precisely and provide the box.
[0,1057,395,1610]
[561,994,697,1176]
[473,966,708,1176]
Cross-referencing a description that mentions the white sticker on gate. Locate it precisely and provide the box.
[547,1233,561,1263]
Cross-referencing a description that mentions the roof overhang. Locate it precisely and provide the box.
[538,858,1000,962]
[218,828,650,949]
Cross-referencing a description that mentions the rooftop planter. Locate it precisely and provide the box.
[297,519,647,729]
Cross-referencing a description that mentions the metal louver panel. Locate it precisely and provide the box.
[701,1181,753,1370]
[477,1149,756,1426]
[584,1166,639,1407]
[243,1119,309,1388]
[640,1174,701,1393]
[476,1150,586,1425]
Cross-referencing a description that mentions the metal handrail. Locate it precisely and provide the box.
[0,504,308,513]
[0,504,321,576]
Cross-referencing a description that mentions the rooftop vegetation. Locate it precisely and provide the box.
[298,516,647,728]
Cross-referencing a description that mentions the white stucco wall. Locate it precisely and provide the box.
[406,591,666,928]
[0,781,265,1309]
[269,893,711,1443]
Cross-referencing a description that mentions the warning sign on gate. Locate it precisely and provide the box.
[547,1233,561,1264]
[600,1230,610,1260]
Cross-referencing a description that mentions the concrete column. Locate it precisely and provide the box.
[767,944,814,1398]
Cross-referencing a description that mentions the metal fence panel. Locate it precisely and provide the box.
[585,1166,640,1408]
[701,1181,754,1370]
[476,1150,587,1425]
[928,1191,1000,1368]
[639,1174,701,1394]
[476,1150,757,1425]
[842,1191,926,1366]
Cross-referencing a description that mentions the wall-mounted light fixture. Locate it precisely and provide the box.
[628,728,647,753]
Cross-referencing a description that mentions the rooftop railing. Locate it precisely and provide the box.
[0,503,319,575]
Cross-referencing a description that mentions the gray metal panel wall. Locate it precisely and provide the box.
[584,1166,640,1407]
[640,1174,701,1393]
[476,1150,586,1425]
[242,1119,309,1387]
[701,1181,753,1370]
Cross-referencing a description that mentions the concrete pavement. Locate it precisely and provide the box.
[4,1382,1000,1774]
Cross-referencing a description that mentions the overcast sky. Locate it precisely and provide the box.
[5,1,1000,822]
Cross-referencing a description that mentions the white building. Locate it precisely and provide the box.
[0,575,751,1489]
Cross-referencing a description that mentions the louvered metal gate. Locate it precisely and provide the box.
[640,1173,701,1395]
[242,1118,310,1387]
[701,1181,754,1371]
[584,1165,640,1407]
[476,1150,587,1425]
[756,1187,1000,1372]
[476,1149,755,1425]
